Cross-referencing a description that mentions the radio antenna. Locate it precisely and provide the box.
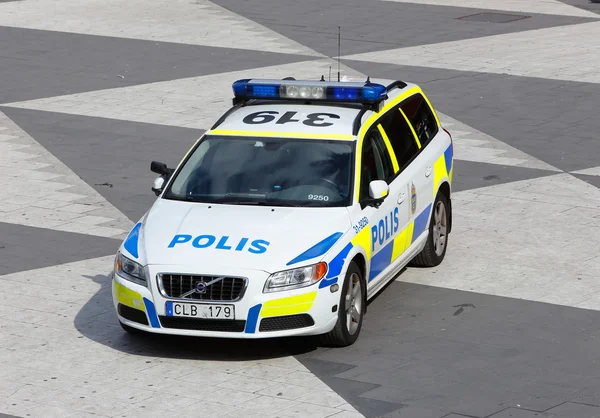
[328,66,331,82]
[337,26,341,82]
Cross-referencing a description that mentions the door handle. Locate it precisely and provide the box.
[398,192,406,204]
[425,166,432,178]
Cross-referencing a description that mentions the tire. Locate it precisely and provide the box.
[320,261,365,347]
[120,321,144,335]
[411,191,450,267]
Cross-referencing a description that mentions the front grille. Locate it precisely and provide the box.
[259,314,315,332]
[118,304,149,325]
[159,316,246,332]
[159,274,247,301]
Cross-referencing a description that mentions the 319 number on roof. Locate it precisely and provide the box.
[243,111,340,127]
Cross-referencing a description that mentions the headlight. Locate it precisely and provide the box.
[263,262,327,293]
[114,252,147,286]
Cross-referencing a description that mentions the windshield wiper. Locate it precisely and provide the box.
[165,194,311,207]
[223,199,309,207]
[163,194,198,202]
[222,200,268,206]
[218,193,271,206]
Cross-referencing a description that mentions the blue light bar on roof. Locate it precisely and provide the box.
[232,79,387,104]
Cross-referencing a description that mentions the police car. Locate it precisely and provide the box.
[112,76,453,346]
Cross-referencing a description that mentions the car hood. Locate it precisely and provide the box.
[133,198,352,273]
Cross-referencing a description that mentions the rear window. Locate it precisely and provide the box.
[378,108,420,170]
[400,93,438,147]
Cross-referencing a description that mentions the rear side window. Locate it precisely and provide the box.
[400,93,438,147]
[378,107,419,170]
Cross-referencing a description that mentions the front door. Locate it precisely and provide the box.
[356,127,409,289]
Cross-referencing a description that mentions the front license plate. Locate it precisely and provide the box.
[166,301,235,320]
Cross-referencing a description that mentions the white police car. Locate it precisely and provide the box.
[112,76,453,346]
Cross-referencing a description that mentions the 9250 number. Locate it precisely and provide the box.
[308,194,329,201]
[352,217,368,233]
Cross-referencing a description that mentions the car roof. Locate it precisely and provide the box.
[212,103,362,139]
[208,77,420,141]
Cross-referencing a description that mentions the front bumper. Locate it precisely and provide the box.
[111,265,341,338]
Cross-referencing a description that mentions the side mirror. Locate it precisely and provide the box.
[150,161,175,196]
[152,176,165,196]
[366,180,389,208]
[369,180,389,199]
[151,161,168,175]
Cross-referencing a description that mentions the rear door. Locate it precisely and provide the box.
[376,102,421,265]
[399,92,448,245]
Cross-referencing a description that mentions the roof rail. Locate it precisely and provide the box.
[385,80,407,92]
[352,107,368,136]
[351,81,406,135]
[210,103,244,130]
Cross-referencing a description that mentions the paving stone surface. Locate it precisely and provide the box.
[0,111,133,238]
[0,107,204,221]
[297,281,600,417]
[380,0,599,17]
[0,26,315,104]
[0,222,120,275]
[0,0,599,417]
[212,0,596,56]
[0,0,322,55]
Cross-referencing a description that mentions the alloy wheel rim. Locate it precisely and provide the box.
[345,273,362,335]
[433,201,447,256]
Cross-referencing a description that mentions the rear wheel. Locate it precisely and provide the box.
[320,261,364,347]
[411,191,449,267]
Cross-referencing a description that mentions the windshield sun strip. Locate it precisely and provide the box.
[209,129,355,141]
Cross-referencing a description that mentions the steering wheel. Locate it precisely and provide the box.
[305,177,340,193]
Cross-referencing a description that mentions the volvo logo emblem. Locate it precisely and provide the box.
[195,281,207,294]
[177,277,226,299]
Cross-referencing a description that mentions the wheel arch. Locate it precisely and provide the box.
[349,252,368,314]
[436,180,452,234]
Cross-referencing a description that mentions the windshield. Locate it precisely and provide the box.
[164,135,355,207]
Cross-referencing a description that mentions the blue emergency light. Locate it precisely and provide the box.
[232,79,387,105]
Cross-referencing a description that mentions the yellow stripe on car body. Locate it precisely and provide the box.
[260,291,317,317]
[433,153,449,197]
[114,281,145,311]
[351,225,372,261]
[209,129,354,140]
[399,108,421,149]
[377,124,400,172]
[391,225,411,262]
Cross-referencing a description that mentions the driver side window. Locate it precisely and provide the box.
[359,129,393,202]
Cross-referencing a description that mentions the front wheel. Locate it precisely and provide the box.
[411,191,450,267]
[320,261,365,347]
